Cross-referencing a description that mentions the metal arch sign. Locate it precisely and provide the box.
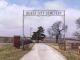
[22,10,65,49]
[23,10,65,16]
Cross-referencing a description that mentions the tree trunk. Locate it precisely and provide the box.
[36,40,39,43]
[56,35,58,43]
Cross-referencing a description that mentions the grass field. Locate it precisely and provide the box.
[0,43,34,60]
[47,43,80,60]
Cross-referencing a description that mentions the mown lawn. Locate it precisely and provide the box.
[0,43,34,60]
[47,43,80,60]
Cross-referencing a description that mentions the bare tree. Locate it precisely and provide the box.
[74,18,80,39]
[48,21,67,43]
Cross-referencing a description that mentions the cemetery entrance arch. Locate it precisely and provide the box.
[22,10,65,49]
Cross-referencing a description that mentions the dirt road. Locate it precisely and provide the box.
[20,43,66,60]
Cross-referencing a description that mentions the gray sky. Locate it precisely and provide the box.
[0,0,80,37]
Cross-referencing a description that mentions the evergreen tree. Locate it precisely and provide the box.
[31,26,46,43]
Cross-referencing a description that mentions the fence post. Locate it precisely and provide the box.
[13,36,20,49]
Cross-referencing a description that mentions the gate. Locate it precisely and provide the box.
[22,10,65,49]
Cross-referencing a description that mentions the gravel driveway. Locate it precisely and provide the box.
[20,43,66,60]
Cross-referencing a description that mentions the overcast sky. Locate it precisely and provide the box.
[0,0,80,37]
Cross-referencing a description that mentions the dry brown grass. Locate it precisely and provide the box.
[47,43,80,60]
[0,43,34,60]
